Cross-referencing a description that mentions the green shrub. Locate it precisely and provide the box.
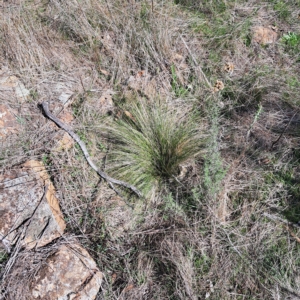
[281,32,300,54]
[106,101,204,197]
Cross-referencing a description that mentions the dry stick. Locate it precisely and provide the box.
[246,103,263,142]
[271,109,299,149]
[41,102,142,198]
[283,225,300,244]
[263,212,300,229]
[263,212,300,245]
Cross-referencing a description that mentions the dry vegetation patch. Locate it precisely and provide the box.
[1,0,300,299]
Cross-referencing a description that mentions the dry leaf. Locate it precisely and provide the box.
[123,284,134,293]
[259,157,271,165]
[111,273,117,284]
[224,62,234,74]
[172,53,184,61]
[124,110,136,121]
[59,110,74,124]
[100,69,109,76]
[137,70,146,77]
[213,80,224,92]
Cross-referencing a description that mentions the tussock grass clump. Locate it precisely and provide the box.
[106,101,204,197]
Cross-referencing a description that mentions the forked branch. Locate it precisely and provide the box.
[41,102,142,197]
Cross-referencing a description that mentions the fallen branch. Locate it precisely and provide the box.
[41,102,142,198]
[283,224,300,244]
[263,212,300,229]
[263,212,300,244]
[271,109,299,149]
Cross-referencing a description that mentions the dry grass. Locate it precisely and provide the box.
[1,0,300,299]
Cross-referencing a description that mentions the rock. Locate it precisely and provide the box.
[0,75,17,89]
[49,106,75,151]
[0,160,66,251]
[30,243,103,300]
[252,26,278,45]
[58,91,74,105]
[0,104,20,139]
[15,83,30,101]
[87,89,115,115]
[0,74,29,102]
[53,82,74,105]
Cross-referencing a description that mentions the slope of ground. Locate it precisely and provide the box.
[1,0,300,299]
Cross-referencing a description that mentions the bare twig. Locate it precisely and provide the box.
[283,225,300,244]
[41,102,142,197]
[180,36,212,89]
[271,109,299,149]
[263,212,300,229]
[246,103,263,142]
[263,212,300,243]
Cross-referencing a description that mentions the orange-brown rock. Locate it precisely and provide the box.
[0,160,66,251]
[49,107,74,151]
[54,131,74,151]
[252,26,278,45]
[0,104,20,139]
[30,243,103,299]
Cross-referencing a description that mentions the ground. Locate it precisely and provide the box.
[1,0,300,299]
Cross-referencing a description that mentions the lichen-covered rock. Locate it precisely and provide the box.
[30,243,103,300]
[0,160,66,251]
[0,73,29,102]
[53,82,74,105]
[0,104,20,139]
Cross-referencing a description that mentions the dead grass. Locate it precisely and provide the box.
[1,0,300,299]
